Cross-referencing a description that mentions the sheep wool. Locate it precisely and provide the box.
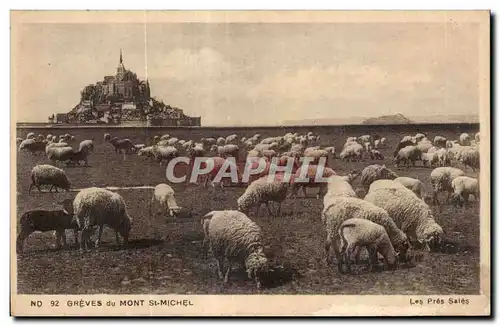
[202,210,269,289]
[150,183,181,217]
[237,174,290,216]
[451,176,479,207]
[29,164,71,194]
[394,177,425,199]
[429,167,465,205]
[364,186,443,250]
[73,187,132,249]
[360,164,398,189]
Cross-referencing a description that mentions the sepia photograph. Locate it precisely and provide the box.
[10,10,490,316]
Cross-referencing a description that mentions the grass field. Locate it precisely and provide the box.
[15,126,480,295]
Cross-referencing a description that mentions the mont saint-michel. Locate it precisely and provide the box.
[48,50,201,127]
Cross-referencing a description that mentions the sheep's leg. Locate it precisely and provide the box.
[73,229,79,247]
[345,244,357,274]
[202,237,209,259]
[215,257,224,279]
[95,224,104,248]
[61,230,68,248]
[115,231,121,246]
[223,262,232,283]
[276,202,282,216]
[265,202,273,216]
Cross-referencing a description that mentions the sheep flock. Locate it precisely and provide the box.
[16,128,482,294]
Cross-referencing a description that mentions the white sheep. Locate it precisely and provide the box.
[322,196,409,273]
[167,137,179,146]
[217,144,239,159]
[436,148,450,167]
[137,146,155,159]
[29,164,71,194]
[380,137,388,147]
[459,133,471,146]
[79,139,94,154]
[18,139,46,155]
[201,210,269,289]
[149,183,183,217]
[395,145,422,167]
[225,134,238,144]
[216,137,226,146]
[421,151,439,168]
[26,132,36,139]
[338,218,399,273]
[434,136,447,148]
[73,187,132,250]
[322,175,358,209]
[450,176,479,209]
[237,174,290,216]
[416,140,433,153]
[364,183,444,251]
[429,167,466,205]
[46,145,74,166]
[415,133,426,142]
[360,164,398,190]
[152,145,178,165]
[104,133,112,142]
[339,143,363,162]
[459,147,480,172]
[394,177,426,199]
[358,135,372,143]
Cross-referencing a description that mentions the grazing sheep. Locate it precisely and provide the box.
[160,134,170,141]
[322,175,358,208]
[225,134,238,145]
[18,139,46,155]
[216,137,226,146]
[29,164,71,194]
[109,137,134,154]
[380,137,388,147]
[393,140,416,158]
[373,139,381,149]
[201,156,242,188]
[237,174,290,216]
[429,167,466,205]
[137,146,155,159]
[364,184,444,251]
[132,144,146,152]
[16,199,78,253]
[421,151,439,168]
[201,210,269,289]
[394,177,425,199]
[436,148,450,167]
[150,183,183,217]
[217,144,239,159]
[46,145,74,165]
[416,140,434,153]
[415,133,426,142]
[360,164,398,190]
[73,187,132,249]
[339,143,363,162]
[450,176,479,208]
[338,218,399,273]
[459,147,480,172]
[79,139,94,154]
[369,149,384,160]
[322,196,409,273]
[290,165,336,199]
[459,133,471,146]
[152,145,179,165]
[304,149,329,165]
[66,148,89,166]
[201,137,217,147]
[16,137,23,145]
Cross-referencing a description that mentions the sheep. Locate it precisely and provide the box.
[160,134,170,141]
[225,134,238,144]
[394,177,426,199]
[364,184,444,251]
[237,174,290,216]
[338,218,399,273]
[304,149,329,165]
[137,146,155,159]
[459,133,471,146]
[167,137,179,146]
[103,133,112,142]
[290,164,336,199]
[459,147,480,172]
[79,139,94,154]
[201,137,217,146]
[46,145,75,165]
[201,210,269,289]
[73,187,132,250]
[132,144,146,152]
[339,143,363,162]
[436,148,450,167]
[152,145,178,165]
[29,164,71,194]
[475,132,480,143]
[393,139,416,158]
[66,147,89,166]
[358,135,372,144]
[216,137,226,146]
[16,137,23,145]
[186,144,205,159]
[429,167,466,205]
[16,199,78,253]
[18,139,46,155]
[346,136,357,143]
[261,149,277,160]
[416,140,434,153]
[434,136,447,148]
[373,139,381,149]
[421,151,439,168]
[217,144,239,159]
[401,135,413,143]
[26,132,36,139]
[369,149,384,160]
[149,183,183,217]
[109,137,135,154]
[415,133,426,142]
[450,176,479,209]
[322,174,358,208]
[156,139,170,147]
[360,164,398,190]
[380,137,388,147]
[322,196,410,273]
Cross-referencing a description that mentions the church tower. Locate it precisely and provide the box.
[116,48,126,80]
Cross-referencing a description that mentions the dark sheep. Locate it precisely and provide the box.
[109,137,135,154]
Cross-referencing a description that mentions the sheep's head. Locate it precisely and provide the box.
[380,165,398,180]
[418,224,444,252]
[450,193,464,207]
[236,196,252,214]
[347,170,361,183]
[58,198,74,215]
[245,247,269,289]
[117,217,132,239]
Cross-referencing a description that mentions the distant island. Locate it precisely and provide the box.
[362,113,414,125]
[48,49,201,127]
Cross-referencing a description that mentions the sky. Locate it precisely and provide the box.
[12,22,480,126]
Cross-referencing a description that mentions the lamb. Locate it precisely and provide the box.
[152,145,178,165]
[338,218,399,273]
[364,184,444,251]
[459,133,471,146]
[369,149,384,160]
[78,139,94,154]
[237,174,290,216]
[18,139,46,155]
[73,187,132,250]
[322,196,409,273]
[16,199,78,253]
[29,164,71,194]
[450,176,479,208]
[360,164,398,190]
[109,137,134,154]
[149,183,183,217]
[394,177,426,199]
[459,147,480,172]
[429,167,466,205]
[201,210,269,289]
